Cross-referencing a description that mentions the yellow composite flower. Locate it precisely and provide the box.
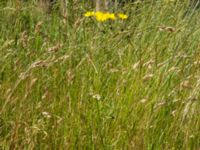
[118,13,128,20]
[95,12,116,21]
[107,13,116,20]
[84,11,127,22]
[84,11,95,17]
[95,11,108,22]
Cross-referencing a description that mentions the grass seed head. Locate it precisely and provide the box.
[143,74,154,81]
[34,21,43,34]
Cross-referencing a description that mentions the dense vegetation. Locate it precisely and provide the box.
[0,0,200,149]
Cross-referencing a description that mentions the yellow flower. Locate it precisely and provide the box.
[84,11,127,22]
[118,13,128,20]
[107,13,116,20]
[95,11,108,22]
[84,11,95,17]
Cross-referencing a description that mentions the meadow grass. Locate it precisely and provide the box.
[0,0,200,149]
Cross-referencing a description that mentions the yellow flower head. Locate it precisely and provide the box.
[107,13,116,20]
[95,11,108,22]
[118,13,128,20]
[84,11,127,22]
[84,11,95,17]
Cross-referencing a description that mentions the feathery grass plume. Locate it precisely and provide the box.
[34,21,43,34]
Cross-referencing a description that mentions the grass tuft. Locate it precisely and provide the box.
[0,0,200,149]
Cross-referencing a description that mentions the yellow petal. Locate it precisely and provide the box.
[118,13,128,20]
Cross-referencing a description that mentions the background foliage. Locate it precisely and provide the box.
[0,0,200,149]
